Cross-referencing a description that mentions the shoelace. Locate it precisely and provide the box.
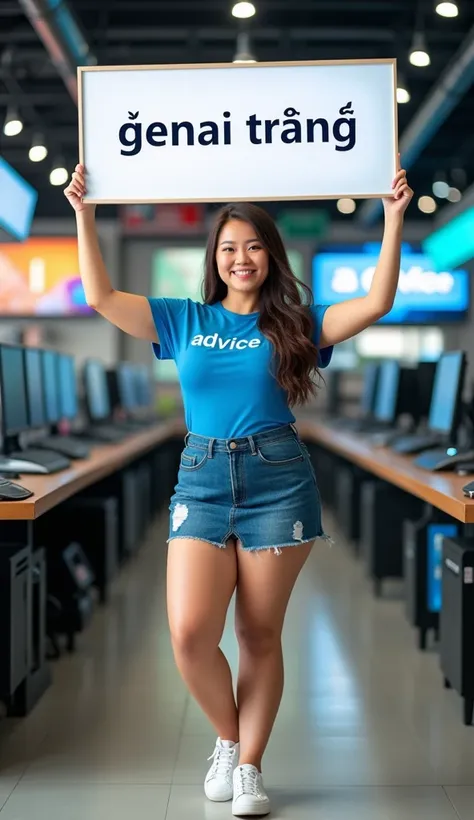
[234,766,260,798]
[207,744,236,780]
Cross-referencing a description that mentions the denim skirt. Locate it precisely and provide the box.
[167,423,330,554]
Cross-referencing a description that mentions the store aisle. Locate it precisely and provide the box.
[1,513,474,819]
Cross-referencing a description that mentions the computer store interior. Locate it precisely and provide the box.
[1,2,474,819]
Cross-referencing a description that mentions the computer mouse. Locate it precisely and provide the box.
[0,478,34,500]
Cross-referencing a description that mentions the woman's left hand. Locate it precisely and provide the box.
[383,157,413,218]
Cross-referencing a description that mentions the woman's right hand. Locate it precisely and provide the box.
[64,164,96,214]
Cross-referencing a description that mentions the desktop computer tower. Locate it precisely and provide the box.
[440,536,474,726]
[136,460,152,539]
[307,444,336,506]
[46,541,95,655]
[81,467,141,561]
[335,463,371,550]
[51,497,120,604]
[403,509,458,651]
[0,545,30,704]
[360,480,422,597]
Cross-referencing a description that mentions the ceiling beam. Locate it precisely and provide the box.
[358,23,474,225]
[18,0,95,103]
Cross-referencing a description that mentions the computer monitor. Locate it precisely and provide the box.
[428,351,466,437]
[0,344,29,437]
[41,350,61,424]
[84,359,111,422]
[415,361,437,421]
[57,354,78,420]
[135,365,153,408]
[117,363,138,411]
[24,348,47,428]
[374,361,400,423]
[361,363,379,416]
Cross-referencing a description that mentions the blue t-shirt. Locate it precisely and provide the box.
[148,298,333,439]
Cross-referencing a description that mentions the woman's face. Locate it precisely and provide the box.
[215,219,269,295]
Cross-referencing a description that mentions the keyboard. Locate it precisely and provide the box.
[0,477,33,500]
[391,435,441,455]
[0,448,71,474]
[36,436,91,460]
[86,425,127,443]
[414,449,474,472]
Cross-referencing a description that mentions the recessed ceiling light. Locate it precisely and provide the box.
[432,180,450,198]
[232,2,256,18]
[397,86,410,104]
[337,198,356,215]
[436,2,459,18]
[409,33,431,67]
[418,195,437,213]
[447,187,462,202]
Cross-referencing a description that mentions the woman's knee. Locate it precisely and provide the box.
[170,621,219,659]
[236,622,281,656]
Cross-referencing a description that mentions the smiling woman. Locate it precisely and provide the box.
[63,158,412,816]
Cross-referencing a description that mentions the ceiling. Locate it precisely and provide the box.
[0,0,473,224]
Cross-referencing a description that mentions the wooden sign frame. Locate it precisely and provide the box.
[78,58,399,204]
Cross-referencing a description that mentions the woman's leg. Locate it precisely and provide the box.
[167,537,239,741]
[234,542,314,770]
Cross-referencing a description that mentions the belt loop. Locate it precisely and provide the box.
[248,434,257,455]
[290,422,300,439]
[208,437,215,459]
[184,432,190,446]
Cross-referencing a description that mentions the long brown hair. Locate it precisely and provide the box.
[202,203,321,407]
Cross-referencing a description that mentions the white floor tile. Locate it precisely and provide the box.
[166,785,458,819]
[0,783,170,819]
[444,787,474,818]
[0,781,18,812]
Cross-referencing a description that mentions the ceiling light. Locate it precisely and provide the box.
[418,195,437,214]
[29,133,48,162]
[397,85,410,104]
[409,33,431,67]
[337,198,356,215]
[435,2,459,17]
[232,2,256,18]
[432,180,450,198]
[50,160,68,186]
[448,187,462,202]
[3,107,23,137]
[233,32,257,63]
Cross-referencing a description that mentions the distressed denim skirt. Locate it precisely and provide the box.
[168,423,330,554]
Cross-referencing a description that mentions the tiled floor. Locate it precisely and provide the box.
[1,512,474,818]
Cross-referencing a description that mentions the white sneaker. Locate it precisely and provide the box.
[204,737,239,802]
[232,764,271,816]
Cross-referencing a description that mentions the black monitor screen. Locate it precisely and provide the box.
[374,361,400,423]
[24,348,46,428]
[58,354,78,420]
[84,360,110,421]
[361,364,379,415]
[416,361,437,420]
[428,351,465,435]
[0,345,29,436]
[41,350,60,423]
[118,363,137,410]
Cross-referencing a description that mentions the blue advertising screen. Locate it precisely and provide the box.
[427,523,458,613]
[0,156,38,241]
[312,243,469,324]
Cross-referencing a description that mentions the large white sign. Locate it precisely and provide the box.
[78,60,398,204]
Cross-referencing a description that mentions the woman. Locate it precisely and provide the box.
[64,162,412,817]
